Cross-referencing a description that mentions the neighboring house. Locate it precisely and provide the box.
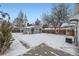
[13,21,42,34]
[23,25,42,34]
[23,26,34,34]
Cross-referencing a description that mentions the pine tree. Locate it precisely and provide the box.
[35,18,40,25]
[42,14,50,26]
[13,10,28,32]
[23,14,28,27]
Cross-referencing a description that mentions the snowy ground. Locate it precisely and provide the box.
[12,33,76,55]
[2,40,28,56]
[1,33,77,56]
[12,33,73,48]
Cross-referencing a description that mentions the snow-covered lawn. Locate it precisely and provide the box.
[12,33,74,48]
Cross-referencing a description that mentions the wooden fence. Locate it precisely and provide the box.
[42,28,75,36]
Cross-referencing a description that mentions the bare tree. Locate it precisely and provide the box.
[51,4,71,33]
[41,4,71,33]
[42,13,51,28]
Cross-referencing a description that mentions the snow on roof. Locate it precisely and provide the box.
[24,26,34,28]
[69,13,79,20]
[44,28,55,30]
[68,24,76,27]
[61,23,76,27]
[43,27,71,30]
[61,23,69,27]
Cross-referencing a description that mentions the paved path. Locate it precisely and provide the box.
[22,43,73,56]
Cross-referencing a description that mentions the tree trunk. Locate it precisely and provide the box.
[54,27,57,34]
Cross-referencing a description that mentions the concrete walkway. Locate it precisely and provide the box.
[22,43,73,56]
